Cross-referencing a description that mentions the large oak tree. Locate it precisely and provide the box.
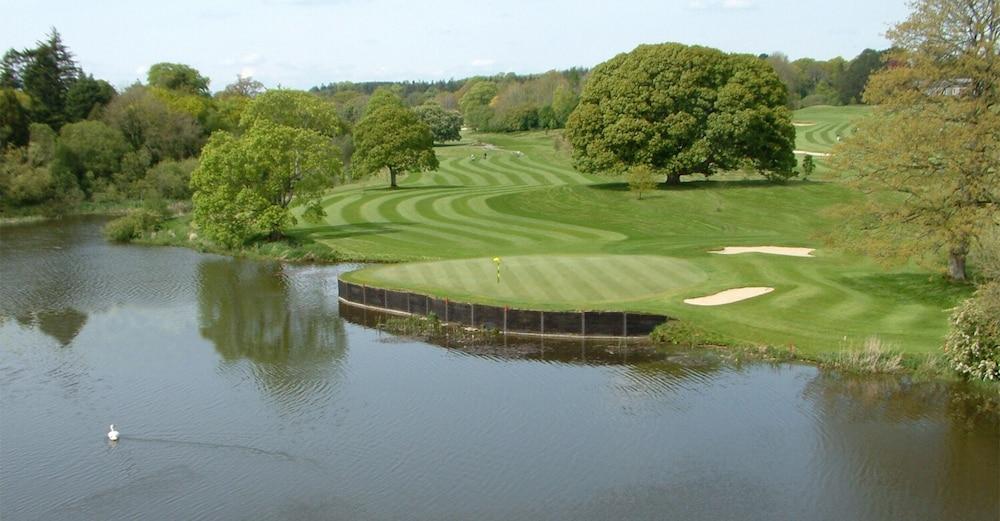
[565,42,796,184]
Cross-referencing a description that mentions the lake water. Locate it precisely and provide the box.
[1,217,997,521]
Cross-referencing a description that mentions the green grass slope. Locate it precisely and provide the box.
[308,106,966,355]
[793,104,871,152]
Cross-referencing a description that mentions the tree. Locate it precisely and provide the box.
[414,102,462,142]
[52,120,128,195]
[626,164,657,200]
[837,48,886,104]
[240,89,343,138]
[223,75,264,98]
[64,75,115,122]
[800,154,815,180]
[0,88,30,148]
[551,84,578,127]
[352,89,438,188]
[20,29,80,130]
[566,43,796,184]
[459,80,497,130]
[147,63,210,96]
[0,50,25,89]
[102,85,203,162]
[191,91,344,246]
[833,0,999,281]
[765,52,801,107]
[191,121,341,246]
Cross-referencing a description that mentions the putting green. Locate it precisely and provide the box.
[343,254,707,310]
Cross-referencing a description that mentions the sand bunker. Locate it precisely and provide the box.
[711,246,815,257]
[792,122,816,127]
[793,150,830,157]
[684,287,774,306]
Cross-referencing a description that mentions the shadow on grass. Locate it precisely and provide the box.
[587,179,816,192]
[837,272,973,308]
[290,222,413,242]
[360,184,463,192]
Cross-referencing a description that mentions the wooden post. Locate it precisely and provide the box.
[444,298,449,323]
[540,311,545,337]
[362,284,367,306]
[504,305,508,335]
[623,313,628,337]
[581,312,586,336]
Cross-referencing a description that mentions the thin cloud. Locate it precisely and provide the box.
[470,58,495,67]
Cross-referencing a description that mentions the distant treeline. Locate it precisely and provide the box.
[0,28,888,214]
[311,68,589,132]
[0,29,261,214]
[762,48,890,107]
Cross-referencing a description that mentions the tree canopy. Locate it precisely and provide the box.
[240,89,344,137]
[414,101,462,142]
[834,0,999,281]
[566,42,796,183]
[147,63,210,96]
[191,91,343,247]
[352,89,438,188]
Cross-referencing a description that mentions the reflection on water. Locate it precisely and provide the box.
[13,308,88,347]
[196,259,348,414]
[1,217,997,521]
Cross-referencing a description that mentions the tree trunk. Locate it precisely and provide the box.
[665,172,682,185]
[948,247,967,282]
[389,168,397,189]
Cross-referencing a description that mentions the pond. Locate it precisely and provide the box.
[1,217,997,521]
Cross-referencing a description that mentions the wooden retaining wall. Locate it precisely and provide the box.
[337,279,668,338]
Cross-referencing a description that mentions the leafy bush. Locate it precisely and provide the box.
[144,158,197,199]
[944,282,1000,381]
[103,209,163,243]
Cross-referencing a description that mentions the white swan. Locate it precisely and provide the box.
[107,424,119,441]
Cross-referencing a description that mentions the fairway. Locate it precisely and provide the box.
[317,106,969,355]
[793,105,871,153]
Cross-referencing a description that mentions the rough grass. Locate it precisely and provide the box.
[300,107,969,356]
[825,336,905,374]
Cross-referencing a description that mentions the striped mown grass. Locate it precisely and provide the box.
[346,255,707,310]
[793,105,871,153]
[308,106,970,355]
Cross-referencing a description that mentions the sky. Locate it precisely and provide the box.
[2,0,912,91]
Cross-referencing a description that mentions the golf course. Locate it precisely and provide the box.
[297,106,969,356]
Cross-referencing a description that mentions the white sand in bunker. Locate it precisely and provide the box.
[710,246,815,257]
[684,287,774,306]
[792,122,816,127]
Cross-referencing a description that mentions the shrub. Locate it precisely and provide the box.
[944,282,1000,381]
[103,209,163,243]
[145,158,197,199]
[801,155,815,180]
[626,165,657,200]
[650,320,726,346]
